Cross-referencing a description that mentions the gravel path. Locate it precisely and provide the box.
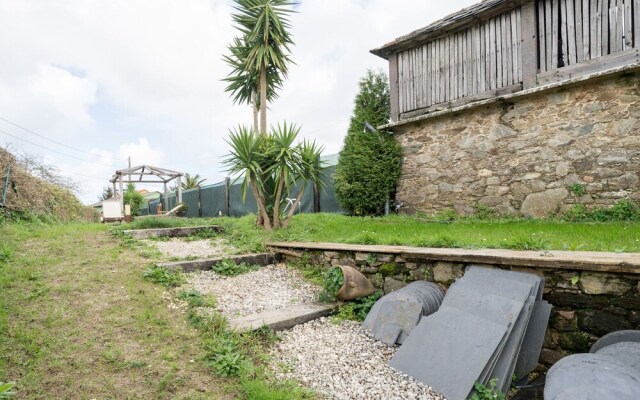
[144,238,233,259]
[185,264,323,317]
[270,318,446,400]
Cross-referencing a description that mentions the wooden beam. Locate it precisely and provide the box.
[521,1,539,88]
[388,53,400,121]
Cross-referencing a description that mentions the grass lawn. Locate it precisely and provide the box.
[125,213,640,253]
[0,223,228,399]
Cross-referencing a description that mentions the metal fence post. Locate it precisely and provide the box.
[225,177,231,216]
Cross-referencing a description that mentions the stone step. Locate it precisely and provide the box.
[157,253,280,273]
[229,302,338,333]
[124,225,222,239]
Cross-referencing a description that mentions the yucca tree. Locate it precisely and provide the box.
[181,173,206,190]
[282,139,325,228]
[222,36,283,132]
[222,126,273,229]
[228,0,295,134]
[223,123,323,230]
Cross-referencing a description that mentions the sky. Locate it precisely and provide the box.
[0,0,477,204]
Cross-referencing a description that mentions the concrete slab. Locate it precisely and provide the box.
[595,342,640,373]
[514,300,552,380]
[124,225,222,239]
[390,308,509,400]
[590,330,640,353]
[229,302,338,332]
[157,253,280,273]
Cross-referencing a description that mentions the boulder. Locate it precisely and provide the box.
[520,188,568,217]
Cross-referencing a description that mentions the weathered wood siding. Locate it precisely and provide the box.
[397,7,523,114]
[394,0,640,119]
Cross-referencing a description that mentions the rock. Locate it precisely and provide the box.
[539,348,566,365]
[578,310,633,336]
[579,273,633,295]
[557,331,592,352]
[598,151,629,165]
[383,277,407,293]
[557,310,575,320]
[478,169,493,177]
[556,162,570,177]
[479,195,504,207]
[521,188,569,217]
[433,262,464,284]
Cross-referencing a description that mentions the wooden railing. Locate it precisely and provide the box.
[390,0,640,121]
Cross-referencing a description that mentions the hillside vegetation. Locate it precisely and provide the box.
[0,148,96,223]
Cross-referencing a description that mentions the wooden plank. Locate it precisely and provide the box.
[624,0,633,49]
[552,0,560,68]
[452,33,458,99]
[576,0,584,63]
[611,0,619,52]
[561,0,569,66]
[635,0,640,48]
[538,1,547,72]
[423,44,428,106]
[485,20,491,89]
[490,16,498,89]
[536,46,639,83]
[546,0,554,69]
[499,13,506,86]
[582,0,591,60]
[594,0,602,57]
[266,242,640,274]
[397,52,404,113]
[474,24,482,93]
[522,2,539,88]
[437,39,442,104]
[388,53,400,121]
[517,6,523,82]
[615,0,624,51]
[567,0,578,65]
[602,0,609,55]
[460,31,465,97]
[506,11,513,84]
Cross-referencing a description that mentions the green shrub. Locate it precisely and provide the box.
[123,184,144,217]
[142,265,185,287]
[473,204,496,220]
[332,290,383,323]
[562,199,640,222]
[569,183,586,197]
[562,204,589,222]
[323,267,344,298]
[334,69,401,216]
[211,259,258,276]
[0,243,12,264]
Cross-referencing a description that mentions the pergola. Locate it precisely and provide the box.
[109,165,183,213]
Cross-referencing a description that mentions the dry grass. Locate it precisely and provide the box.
[0,223,230,399]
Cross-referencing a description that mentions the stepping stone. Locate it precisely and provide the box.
[124,225,222,239]
[595,342,640,373]
[229,302,338,332]
[590,330,640,353]
[157,253,279,272]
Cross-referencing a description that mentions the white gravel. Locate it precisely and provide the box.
[144,238,233,259]
[270,318,446,400]
[185,263,323,318]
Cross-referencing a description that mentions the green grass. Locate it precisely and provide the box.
[117,213,640,253]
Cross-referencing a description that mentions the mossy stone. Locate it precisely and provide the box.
[379,262,401,277]
[558,331,591,352]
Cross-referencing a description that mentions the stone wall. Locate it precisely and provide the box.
[393,71,640,217]
[284,249,640,369]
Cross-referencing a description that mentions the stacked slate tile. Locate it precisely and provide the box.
[389,266,551,400]
[544,330,640,400]
[362,281,444,345]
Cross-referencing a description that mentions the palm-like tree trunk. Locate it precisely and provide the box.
[252,91,259,133]
[250,177,272,230]
[282,186,305,228]
[272,170,286,228]
[259,63,267,134]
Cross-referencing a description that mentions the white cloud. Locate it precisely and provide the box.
[0,0,478,203]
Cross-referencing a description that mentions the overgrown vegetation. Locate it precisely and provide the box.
[0,147,97,223]
[142,265,186,287]
[123,183,144,217]
[323,267,344,299]
[212,259,259,276]
[0,382,15,399]
[332,291,383,323]
[334,69,401,216]
[563,200,640,222]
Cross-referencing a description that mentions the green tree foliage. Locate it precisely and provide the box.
[123,183,144,217]
[225,0,295,134]
[181,173,206,190]
[223,123,325,230]
[98,186,113,201]
[334,69,401,216]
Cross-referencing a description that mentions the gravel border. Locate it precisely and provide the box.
[270,318,446,400]
[144,238,233,259]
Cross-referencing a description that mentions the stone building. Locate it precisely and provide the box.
[372,0,640,217]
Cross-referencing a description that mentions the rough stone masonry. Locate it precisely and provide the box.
[392,71,640,217]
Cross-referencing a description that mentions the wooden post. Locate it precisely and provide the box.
[118,175,124,217]
[521,1,538,88]
[163,182,168,212]
[313,182,320,213]
[177,175,183,205]
[388,53,400,121]
[225,177,230,216]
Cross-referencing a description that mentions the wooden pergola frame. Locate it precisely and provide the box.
[109,165,183,213]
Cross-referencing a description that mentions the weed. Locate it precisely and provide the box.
[332,291,383,323]
[504,236,549,251]
[0,244,12,264]
[563,200,640,222]
[177,289,216,308]
[0,382,15,399]
[288,254,325,286]
[324,267,344,299]
[211,258,259,276]
[331,303,357,323]
[569,183,586,197]
[471,379,505,400]
[473,204,496,220]
[570,275,580,285]
[142,265,185,287]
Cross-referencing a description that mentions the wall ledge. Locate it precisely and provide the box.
[266,242,640,274]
